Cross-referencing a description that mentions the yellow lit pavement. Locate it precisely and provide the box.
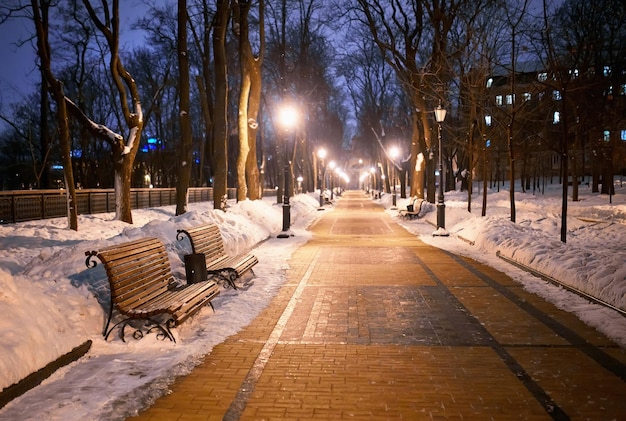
[128,191,626,420]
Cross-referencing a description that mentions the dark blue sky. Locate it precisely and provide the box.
[0,2,152,121]
[0,16,38,116]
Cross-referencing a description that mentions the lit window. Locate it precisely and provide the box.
[570,69,579,78]
[553,90,562,100]
[486,78,493,88]
[553,111,560,124]
[538,72,548,82]
[621,130,626,141]
[604,66,611,77]
[495,95,503,106]
[523,93,531,101]
[506,94,515,105]
[603,130,610,142]
[485,115,492,127]
[621,84,626,95]
[486,139,491,147]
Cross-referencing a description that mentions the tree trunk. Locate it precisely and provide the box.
[420,110,436,204]
[39,68,51,189]
[246,62,262,200]
[235,0,251,202]
[482,136,488,217]
[410,111,425,199]
[234,0,264,201]
[572,123,581,201]
[508,32,516,223]
[246,0,264,201]
[212,0,230,210]
[236,72,251,201]
[196,75,213,187]
[176,0,193,215]
[560,90,568,243]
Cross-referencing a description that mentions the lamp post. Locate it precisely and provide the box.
[317,148,326,207]
[389,146,400,209]
[277,104,298,238]
[434,104,448,236]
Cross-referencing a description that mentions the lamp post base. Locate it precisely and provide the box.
[278,203,292,238]
[390,193,397,210]
[433,202,449,237]
[432,227,450,237]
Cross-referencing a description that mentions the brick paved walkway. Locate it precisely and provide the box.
[128,191,626,420]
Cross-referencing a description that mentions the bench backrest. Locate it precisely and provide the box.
[95,237,174,314]
[181,223,226,261]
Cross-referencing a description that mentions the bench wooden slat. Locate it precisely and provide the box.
[168,283,220,324]
[207,254,259,274]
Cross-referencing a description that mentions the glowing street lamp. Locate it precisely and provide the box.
[433,104,449,236]
[277,104,298,238]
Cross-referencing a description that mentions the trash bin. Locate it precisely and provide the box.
[184,253,208,284]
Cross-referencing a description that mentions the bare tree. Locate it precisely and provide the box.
[28,0,147,223]
[234,0,264,201]
[30,0,79,230]
[503,0,533,223]
[175,0,193,215]
[535,0,626,242]
[452,3,500,213]
[337,33,397,171]
[352,0,468,202]
[212,0,230,210]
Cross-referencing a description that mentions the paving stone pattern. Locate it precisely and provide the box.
[128,191,626,421]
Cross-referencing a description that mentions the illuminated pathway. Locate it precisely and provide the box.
[129,190,626,420]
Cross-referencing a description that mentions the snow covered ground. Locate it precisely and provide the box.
[0,182,624,421]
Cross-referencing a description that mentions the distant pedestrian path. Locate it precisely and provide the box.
[129,190,626,420]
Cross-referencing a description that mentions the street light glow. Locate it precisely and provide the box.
[390,146,400,159]
[278,105,298,129]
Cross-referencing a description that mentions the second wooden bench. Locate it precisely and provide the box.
[399,197,426,220]
[176,223,259,289]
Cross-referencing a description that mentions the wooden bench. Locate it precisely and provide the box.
[176,223,259,289]
[399,197,426,220]
[85,237,220,342]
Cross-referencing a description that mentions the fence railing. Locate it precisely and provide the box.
[0,187,278,224]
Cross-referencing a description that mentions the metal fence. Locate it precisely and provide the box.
[0,187,277,224]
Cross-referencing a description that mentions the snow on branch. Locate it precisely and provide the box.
[64,96,123,145]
